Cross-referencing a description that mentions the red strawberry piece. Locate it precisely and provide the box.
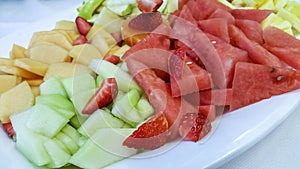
[75,16,92,36]
[104,54,121,65]
[82,78,118,114]
[128,12,163,32]
[73,35,88,45]
[123,112,168,150]
[138,0,163,13]
[2,122,15,138]
[179,113,211,142]
[110,32,123,46]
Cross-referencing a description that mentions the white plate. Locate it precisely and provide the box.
[1,2,300,169]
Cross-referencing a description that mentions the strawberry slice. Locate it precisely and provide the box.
[75,16,92,36]
[123,112,168,150]
[104,54,121,65]
[73,35,88,45]
[2,122,15,138]
[128,12,163,32]
[82,78,118,114]
[178,113,211,142]
[138,0,163,13]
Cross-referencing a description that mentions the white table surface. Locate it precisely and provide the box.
[1,0,300,169]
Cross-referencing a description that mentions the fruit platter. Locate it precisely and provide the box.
[1,0,300,168]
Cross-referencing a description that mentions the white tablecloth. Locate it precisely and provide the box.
[1,1,300,169]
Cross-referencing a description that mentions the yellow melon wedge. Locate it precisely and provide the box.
[0,81,34,123]
[0,75,21,95]
[14,58,49,77]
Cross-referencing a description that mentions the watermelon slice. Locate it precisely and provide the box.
[229,25,283,68]
[231,9,273,23]
[198,18,230,43]
[169,49,213,97]
[263,26,300,48]
[206,33,249,87]
[235,19,264,45]
[186,0,229,20]
[184,88,232,106]
[208,8,235,25]
[126,59,197,140]
[230,62,300,111]
[262,26,300,70]
[170,16,227,89]
[178,5,198,26]
[122,34,170,60]
[174,40,204,66]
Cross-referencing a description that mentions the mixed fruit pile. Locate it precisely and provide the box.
[1,0,300,168]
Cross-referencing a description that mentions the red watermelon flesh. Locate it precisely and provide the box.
[231,9,273,23]
[263,26,300,48]
[235,19,264,45]
[207,33,250,87]
[229,25,283,68]
[209,8,235,25]
[198,18,230,43]
[184,88,232,106]
[199,105,217,122]
[174,40,204,66]
[186,0,219,20]
[264,45,300,70]
[126,59,197,140]
[169,50,213,97]
[230,62,300,111]
[122,34,170,60]
[170,17,227,89]
[178,5,198,26]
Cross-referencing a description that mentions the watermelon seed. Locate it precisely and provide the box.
[277,75,284,81]
[186,61,193,65]
[270,67,276,73]
[211,41,217,44]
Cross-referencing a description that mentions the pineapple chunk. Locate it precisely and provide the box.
[0,81,34,123]
[258,0,275,10]
[261,13,294,35]
[277,8,300,33]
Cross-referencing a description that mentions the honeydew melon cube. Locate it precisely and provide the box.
[10,109,32,133]
[61,124,81,144]
[111,89,142,127]
[69,128,137,169]
[94,7,123,33]
[136,95,154,120]
[55,132,79,155]
[52,107,75,120]
[39,75,67,97]
[26,104,69,138]
[16,128,51,166]
[71,88,97,118]
[52,138,71,154]
[78,109,124,137]
[96,75,104,87]
[35,94,76,113]
[62,73,96,99]
[44,139,71,168]
[89,59,142,93]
